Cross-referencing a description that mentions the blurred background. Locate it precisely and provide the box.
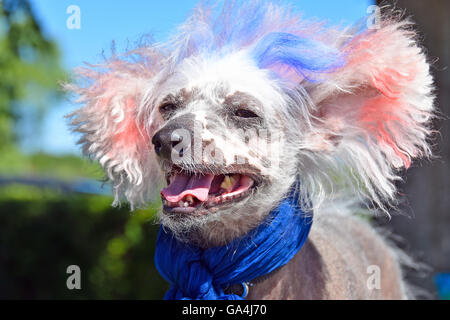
[0,0,448,299]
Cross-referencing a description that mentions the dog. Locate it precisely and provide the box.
[66,1,435,299]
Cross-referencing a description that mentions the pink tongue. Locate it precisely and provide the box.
[161,173,215,203]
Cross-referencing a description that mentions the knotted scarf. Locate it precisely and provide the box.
[154,188,312,300]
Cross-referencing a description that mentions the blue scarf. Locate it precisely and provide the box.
[154,188,312,300]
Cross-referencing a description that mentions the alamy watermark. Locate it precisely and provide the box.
[166,126,284,173]
[66,265,81,290]
[366,265,381,290]
[366,5,381,30]
[66,5,81,30]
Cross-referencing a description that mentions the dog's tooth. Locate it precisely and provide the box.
[178,201,184,207]
[220,175,231,190]
[183,202,189,207]
[220,174,238,191]
[185,195,194,205]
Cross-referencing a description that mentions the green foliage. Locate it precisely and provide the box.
[0,184,167,299]
[0,150,171,299]
[0,148,104,180]
[0,0,66,147]
[0,0,169,299]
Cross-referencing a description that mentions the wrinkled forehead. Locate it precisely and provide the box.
[156,51,283,116]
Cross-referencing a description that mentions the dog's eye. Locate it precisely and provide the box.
[234,109,259,118]
[159,103,178,115]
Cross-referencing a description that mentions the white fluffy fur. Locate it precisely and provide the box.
[65,1,434,225]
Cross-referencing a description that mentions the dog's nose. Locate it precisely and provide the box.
[151,132,163,156]
[151,129,183,159]
[151,114,196,160]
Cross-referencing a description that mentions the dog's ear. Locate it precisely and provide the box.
[302,16,435,210]
[65,50,165,208]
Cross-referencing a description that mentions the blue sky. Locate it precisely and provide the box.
[26,0,373,155]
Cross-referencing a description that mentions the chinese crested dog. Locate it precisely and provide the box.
[66,1,435,299]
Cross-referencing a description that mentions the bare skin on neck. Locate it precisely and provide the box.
[236,214,406,300]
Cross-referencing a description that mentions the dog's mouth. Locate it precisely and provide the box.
[161,167,257,214]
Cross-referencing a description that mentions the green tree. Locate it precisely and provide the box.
[0,1,166,299]
[0,0,66,149]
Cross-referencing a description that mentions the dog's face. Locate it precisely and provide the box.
[67,2,434,246]
[149,52,301,243]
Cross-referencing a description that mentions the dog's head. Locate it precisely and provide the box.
[66,1,434,245]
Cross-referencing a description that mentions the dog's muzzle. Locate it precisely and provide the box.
[151,113,259,214]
